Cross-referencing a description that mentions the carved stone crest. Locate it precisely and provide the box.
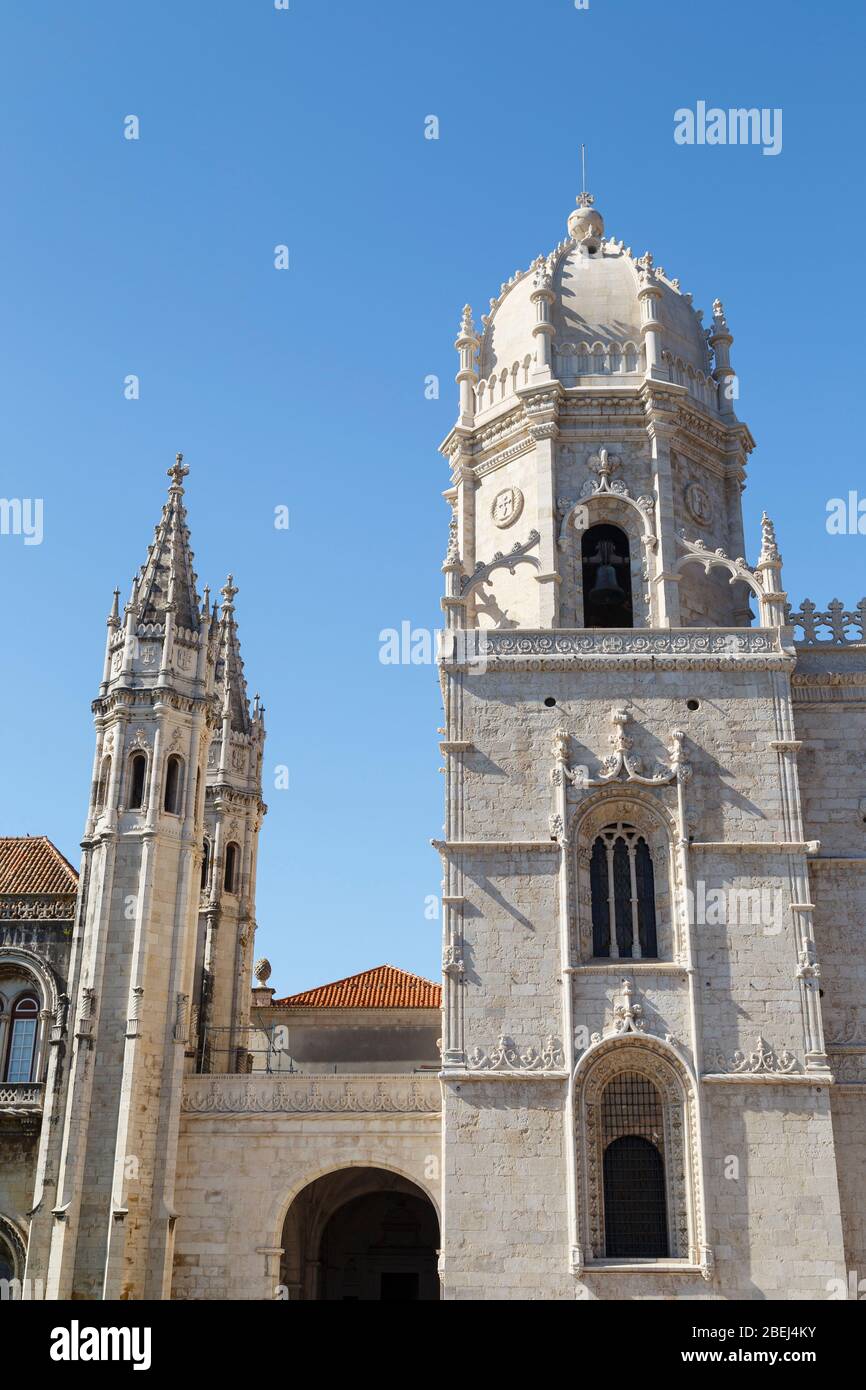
[491,486,524,529]
[685,480,713,526]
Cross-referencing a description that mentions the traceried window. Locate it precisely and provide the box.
[589,822,658,959]
[578,1048,698,1266]
[601,1071,668,1258]
[4,993,39,1084]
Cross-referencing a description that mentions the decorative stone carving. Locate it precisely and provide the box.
[469,1035,565,1072]
[714,1034,800,1074]
[182,1074,442,1114]
[490,486,524,529]
[684,480,712,525]
[173,992,189,1044]
[564,706,689,789]
[786,597,866,645]
[578,1041,698,1263]
[460,530,541,596]
[442,943,465,977]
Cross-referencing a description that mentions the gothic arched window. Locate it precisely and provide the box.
[4,993,39,1084]
[579,1048,699,1266]
[224,841,239,894]
[201,838,211,892]
[581,523,633,629]
[601,1072,668,1258]
[163,754,184,815]
[127,752,147,810]
[588,824,657,959]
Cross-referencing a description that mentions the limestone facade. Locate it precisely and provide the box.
[1,188,864,1301]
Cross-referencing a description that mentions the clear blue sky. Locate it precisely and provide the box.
[1,1,863,994]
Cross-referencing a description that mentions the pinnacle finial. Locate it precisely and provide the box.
[167,453,189,490]
[568,178,603,249]
[221,573,238,610]
[759,511,781,564]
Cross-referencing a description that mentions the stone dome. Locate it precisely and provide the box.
[475,193,716,412]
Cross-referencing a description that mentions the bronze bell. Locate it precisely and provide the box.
[588,561,625,606]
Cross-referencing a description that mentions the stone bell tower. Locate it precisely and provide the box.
[25,458,241,1300]
[194,576,266,1076]
[435,189,849,1300]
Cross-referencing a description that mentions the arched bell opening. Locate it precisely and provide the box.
[581,523,633,628]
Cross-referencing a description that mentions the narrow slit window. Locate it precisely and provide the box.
[224,842,239,894]
[128,752,147,810]
[95,755,111,810]
[164,754,183,814]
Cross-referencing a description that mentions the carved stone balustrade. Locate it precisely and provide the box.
[0,1081,43,1111]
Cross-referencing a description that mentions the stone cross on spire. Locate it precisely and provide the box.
[221,573,239,610]
[167,452,189,490]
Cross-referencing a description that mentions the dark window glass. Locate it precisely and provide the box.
[128,753,146,810]
[635,837,658,957]
[590,837,610,957]
[164,755,183,814]
[603,1135,668,1258]
[612,836,633,957]
[224,842,238,894]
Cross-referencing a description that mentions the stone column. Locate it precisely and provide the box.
[645,410,682,627]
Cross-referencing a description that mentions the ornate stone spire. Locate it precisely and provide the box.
[134,454,202,631]
[215,573,252,734]
[759,511,781,565]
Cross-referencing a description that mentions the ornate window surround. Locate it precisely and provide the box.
[575,1036,705,1273]
[0,1213,27,1284]
[124,747,150,811]
[560,493,654,629]
[0,949,57,1090]
[572,791,678,964]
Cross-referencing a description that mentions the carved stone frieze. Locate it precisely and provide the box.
[182,1074,442,1114]
[713,1034,800,1075]
[468,1035,565,1073]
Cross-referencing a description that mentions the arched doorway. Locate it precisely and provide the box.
[581,523,633,628]
[280,1167,440,1301]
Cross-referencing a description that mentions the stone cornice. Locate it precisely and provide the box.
[439,627,792,674]
[431,839,558,855]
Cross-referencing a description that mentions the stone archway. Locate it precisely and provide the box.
[279,1166,440,1301]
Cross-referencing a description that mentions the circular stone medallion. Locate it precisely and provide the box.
[685,481,712,526]
[491,486,524,528]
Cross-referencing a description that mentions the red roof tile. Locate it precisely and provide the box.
[0,836,79,895]
[272,964,441,1010]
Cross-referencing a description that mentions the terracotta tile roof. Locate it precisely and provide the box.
[0,836,79,895]
[272,964,441,1010]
